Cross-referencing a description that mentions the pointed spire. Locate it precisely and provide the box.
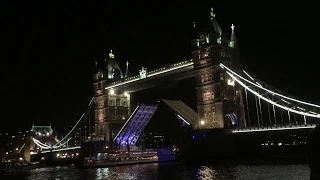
[109,49,114,58]
[229,24,236,48]
[125,61,129,78]
[230,24,236,41]
[210,8,215,18]
[209,8,222,35]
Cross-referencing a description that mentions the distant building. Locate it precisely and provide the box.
[143,132,173,149]
[0,124,59,163]
[30,124,53,136]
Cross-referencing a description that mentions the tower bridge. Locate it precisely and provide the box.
[91,8,320,147]
[3,8,319,163]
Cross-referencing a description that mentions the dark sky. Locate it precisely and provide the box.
[2,2,320,135]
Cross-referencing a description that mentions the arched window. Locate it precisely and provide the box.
[97,82,101,90]
[116,98,120,106]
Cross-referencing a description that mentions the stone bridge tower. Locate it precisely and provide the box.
[92,50,131,146]
[191,9,246,129]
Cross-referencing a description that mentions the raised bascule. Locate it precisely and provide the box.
[4,8,320,164]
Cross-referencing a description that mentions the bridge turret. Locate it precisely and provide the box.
[192,8,246,129]
[92,58,110,144]
[191,22,200,52]
[125,61,129,78]
[229,24,236,48]
[106,49,124,80]
[228,24,241,68]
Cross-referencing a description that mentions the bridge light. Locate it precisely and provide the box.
[200,120,205,125]
[109,89,115,95]
[124,92,130,98]
[227,79,235,86]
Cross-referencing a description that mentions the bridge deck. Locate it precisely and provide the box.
[162,99,198,126]
[113,105,157,146]
[232,124,316,133]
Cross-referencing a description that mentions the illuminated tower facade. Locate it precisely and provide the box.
[191,9,246,129]
[92,50,132,145]
[106,50,131,139]
[92,62,109,142]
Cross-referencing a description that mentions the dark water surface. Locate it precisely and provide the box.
[1,162,309,180]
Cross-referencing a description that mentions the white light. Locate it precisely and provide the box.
[221,63,320,108]
[110,89,114,95]
[243,70,255,81]
[227,79,235,86]
[281,99,290,104]
[57,154,60,157]
[124,92,130,97]
[105,146,109,149]
[41,146,81,154]
[176,114,191,125]
[297,106,306,111]
[200,120,205,125]
[256,82,262,87]
[226,71,320,118]
[232,124,316,133]
[19,157,23,161]
[16,148,18,151]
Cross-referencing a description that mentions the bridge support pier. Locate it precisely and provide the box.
[183,129,234,163]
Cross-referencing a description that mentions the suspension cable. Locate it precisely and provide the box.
[287,111,291,124]
[272,105,276,125]
[245,88,251,126]
[255,96,260,126]
[225,71,320,118]
[220,64,320,108]
[267,103,271,125]
[280,110,284,124]
[258,97,263,126]
[52,97,94,147]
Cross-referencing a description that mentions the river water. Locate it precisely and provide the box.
[1,162,309,180]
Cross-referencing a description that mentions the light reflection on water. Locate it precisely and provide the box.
[1,162,309,180]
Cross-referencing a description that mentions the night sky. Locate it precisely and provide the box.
[3,2,320,135]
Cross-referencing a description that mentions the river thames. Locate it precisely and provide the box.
[1,162,309,180]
